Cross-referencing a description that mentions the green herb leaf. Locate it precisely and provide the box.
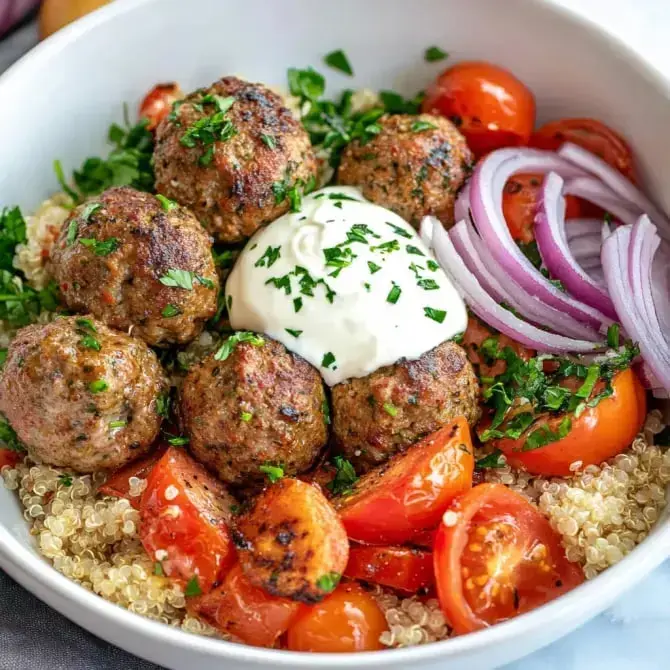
[386,283,401,304]
[66,220,79,246]
[75,318,96,332]
[383,402,398,417]
[406,245,425,256]
[385,222,413,239]
[153,562,164,577]
[285,328,303,337]
[427,260,439,272]
[161,304,181,318]
[575,364,600,399]
[109,420,127,429]
[323,49,354,76]
[475,450,506,469]
[53,159,81,203]
[0,417,25,453]
[424,307,446,323]
[58,473,73,487]
[155,392,170,418]
[240,411,253,422]
[607,323,620,348]
[167,435,189,446]
[316,571,341,593]
[322,351,336,369]
[260,133,276,149]
[367,261,381,274]
[327,455,358,495]
[79,334,101,351]
[424,46,449,62]
[418,278,439,291]
[195,275,215,289]
[214,331,265,361]
[523,416,572,452]
[411,120,437,133]
[371,240,400,254]
[79,237,120,256]
[287,67,326,100]
[184,575,202,597]
[156,194,178,211]
[89,379,108,394]
[159,269,194,290]
[259,463,284,483]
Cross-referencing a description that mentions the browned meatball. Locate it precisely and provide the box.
[331,341,480,471]
[153,77,318,243]
[179,334,328,486]
[51,187,219,347]
[0,316,168,473]
[337,113,473,228]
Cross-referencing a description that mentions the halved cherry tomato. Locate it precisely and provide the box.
[345,545,434,594]
[434,483,584,634]
[187,562,301,648]
[407,526,438,549]
[335,418,474,545]
[462,316,534,379]
[139,448,237,594]
[287,582,387,653]
[502,173,592,244]
[422,61,535,157]
[530,118,636,182]
[0,449,21,469]
[495,368,646,476]
[99,445,166,509]
[139,83,183,131]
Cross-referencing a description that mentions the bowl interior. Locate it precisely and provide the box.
[0,0,669,668]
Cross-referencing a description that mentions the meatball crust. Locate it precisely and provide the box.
[51,187,219,347]
[331,340,480,471]
[179,335,328,486]
[0,316,168,473]
[337,113,473,228]
[153,76,318,243]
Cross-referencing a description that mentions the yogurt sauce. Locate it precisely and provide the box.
[225,186,467,386]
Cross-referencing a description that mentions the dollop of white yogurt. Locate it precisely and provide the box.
[225,186,467,386]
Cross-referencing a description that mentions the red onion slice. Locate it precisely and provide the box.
[535,173,617,319]
[563,177,640,225]
[568,234,602,262]
[566,218,606,241]
[559,142,670,239]
[432,220,603,353]
[419,216,434,248]
[454,181,471,224]
[469,149,610,329]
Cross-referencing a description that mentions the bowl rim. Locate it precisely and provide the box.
[1,0,670,666]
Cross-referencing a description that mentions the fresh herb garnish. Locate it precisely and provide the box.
[426,260,440,272]
[184,576,202,597]
[259,463,284,483]
[89,379,108,394]
[260,133,276,149]
[285,328,302,338]
[383,402,398,417]
[161,304,181,318]
[386,283,402,304]
[424,46,449,62]
[371,240,400,254]
[417,278,439,291]
[254,245,281,269]
[327,455,358,495]
[155,392,170,418]
[214,331,265,361]
[109,420,127,430]
[424,307,446,323]
[0,417,25,453]
[240,411,253,422]
[156,194,178,211]
[406,245,425,256]
[79,334,101,351]
[411,120,437,133]
[316,571,341,593]
[385,222,412,239]
[153,562,164,577]
[0,207,26,272]
[323,49,354,76]
[475,450,506,469]
[180,95,236,164]
[607,323,620,348]
[58,473,73,487]
[167,435,189,446]
[159,269,195,290]
[322,352,336,369]
[79,237,120,256]
[367,261,381,274]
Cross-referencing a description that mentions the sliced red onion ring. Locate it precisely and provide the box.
[469,149,610,329]
[535,173,617,319]
[419,216,434,248]
[602,224,670,390]
[559,142,670,239]
[562,177,640,225]
[566,218,605,241]
[454,181,471,224]
[568,234,602,262]
[431,219,603,353]
[450,219,601,340]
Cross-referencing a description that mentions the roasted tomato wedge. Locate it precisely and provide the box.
[187,562,301,648]
[502,173,593,244]
[139,82,183,131]
[434,483,584,633]
[335,418,474,545]
[495,368,646,476]
[139,447,237,593]
[529,118,636,182]
[422,61,535,157]
[345,545,434,594]
[99,445,166,509]
[0,449,21,469]
[286,582,387,653]
[235,478,349,603]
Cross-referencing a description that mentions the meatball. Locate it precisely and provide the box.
[331,340,480,471]
[51,187,219,347]
[0,316,168,473]
[153,76,318,243]
[179,334,328,486]
[337,113,473,228]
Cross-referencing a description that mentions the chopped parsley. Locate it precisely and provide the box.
[75,318,96,332]
[109,420,127,430]
[259,463,284,483]
[322,398,331,425]
[316,571,341,593]
[385,222,412,239]
[379,90,424,114]
[240,411,253,422]
[607,323,620,348]
[406,245,425,256]
[475,450,506,470]
[65,220,79,246]
[254,245,281,269]
[518,240,543,270]
[260,133,277,149]
[156,194,178,211]
[0,207,26,272]
[58,474,73,487]
[184,576,202,597]
[285,328,302,338]
[424,307,447,323]
[180,95,236,164]
[155,392,170,418]
[159,269,195,290]
[0,417,24,453]
[89,379,108,394]
[166,435,189,446]
[323,49,354,76]
[327,455,358,495]
[153,562,164,577]
[322,352,336,369]
[386,283,402,304]
[424,46,449,62]
[411,120,437,133]
[79,237,120,256]
[371,240,400,254]
[418,278,439,291]
[161,304,181,318]
[427,260,440,272]
[383,402,398,417]
[79,334,101,351]
[293,297,303,312]
[214,331,265,361]
[367,261,381,274]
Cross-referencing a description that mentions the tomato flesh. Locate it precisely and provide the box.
[422,61,535,157]
[187,562,300,648]
[0,449,21,469]
[287,583,387,653]
[345,545,434,594]
[139,82,183,131]
[434,483,584,633]
[495,368,646,476]
[336,418,474,544]
[139,448,236,593]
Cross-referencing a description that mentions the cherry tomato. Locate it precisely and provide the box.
[495,368,646,476]
[99,445,166,509]
[530,118,636,182]
[139,448,237,594]
[139,83,183,131]
[434,483,584,634]
[406,526,438,549]
[462,316,534,379]
[187,562,300,648]
[336,418,474,545]
[287,582,387,652]
[0,449,21,469]
[502,174,592,244]
[39,0,112,39]
[345,545,434,594]
[422,61,535,157]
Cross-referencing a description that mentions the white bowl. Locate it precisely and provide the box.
[1,0,669,668]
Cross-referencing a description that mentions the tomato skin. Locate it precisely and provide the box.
[139,83,183,131]
[495,368,646,476]
[99,445,166,509]
[139,448,236,594]
[530,118,636,182]
[434,483,584,634]
[287,582,387,652]
[336,418,474,545]
[187,562,301,648]
[422,61,535,157]
[345,545,434,594]
[0,449,21,469]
